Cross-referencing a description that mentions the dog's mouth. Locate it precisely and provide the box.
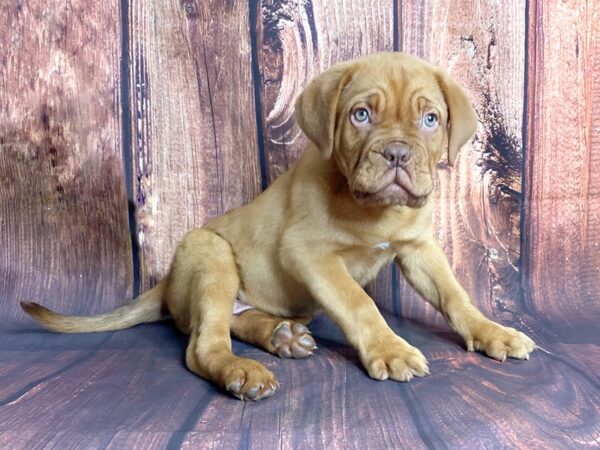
[351,168,430,208]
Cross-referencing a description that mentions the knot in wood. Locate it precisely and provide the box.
[182,0,198,18]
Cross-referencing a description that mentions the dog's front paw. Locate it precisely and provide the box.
[222,357,279,401]
[361,337,429,381]
[467,320,536,362]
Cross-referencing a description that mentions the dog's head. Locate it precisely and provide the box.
[295,52,477,208]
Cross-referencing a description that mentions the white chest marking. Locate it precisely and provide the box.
[374,241,391,250]
[232,289,254,316]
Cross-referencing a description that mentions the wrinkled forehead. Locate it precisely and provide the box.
[340,62,446,113]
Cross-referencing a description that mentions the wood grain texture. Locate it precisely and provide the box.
[255,0,395,181]
[2,2,600,449]
[128,0,262,289]
[400,1,527,327]
[254,0,398,309]
[0,0,132,319]
[523,0,600,326]
[1,315,598,449]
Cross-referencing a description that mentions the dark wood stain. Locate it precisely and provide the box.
[400,1,528,327]
[1,0,599,448]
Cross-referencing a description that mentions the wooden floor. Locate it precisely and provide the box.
[1,306,598,449]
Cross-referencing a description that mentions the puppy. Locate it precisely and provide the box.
[21,52,536,401]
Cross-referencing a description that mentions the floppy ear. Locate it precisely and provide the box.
[435,70,478,166]
[295,62,355,159]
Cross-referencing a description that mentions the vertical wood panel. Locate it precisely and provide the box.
[129,0,262,289]
[523,0,600,325]
[0,0,132,318]
[254,0,397,309]
[401,1,527,326]
[256,0,395,182]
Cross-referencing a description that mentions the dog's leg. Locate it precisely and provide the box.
[177,229,278,401]
[396,238,536,361]
[231,310,316,358]
[284,254,429,381]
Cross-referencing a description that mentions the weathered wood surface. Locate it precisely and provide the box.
[254,0,398,310]
[523,0,600,327]
[1,315,598,449]
[400,1,527,327]
[128,0,262,289]
[2,0,600,448]
[256,0,395,182]
[0,0,132,320]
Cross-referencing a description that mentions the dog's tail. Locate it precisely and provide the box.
[20,281,167,333]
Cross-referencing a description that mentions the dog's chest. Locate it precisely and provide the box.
[339,241,396,286]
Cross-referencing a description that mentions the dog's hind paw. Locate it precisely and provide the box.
[270,321,316,358]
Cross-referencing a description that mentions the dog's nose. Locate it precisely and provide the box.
[383,142,411,167]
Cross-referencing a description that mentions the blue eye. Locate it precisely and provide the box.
[353,108,370,123]
[422,113,438,130]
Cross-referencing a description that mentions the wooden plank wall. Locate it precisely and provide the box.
[1,0,599,329]
[0,1,132,320]
[523,0,600,329]
[128,0,261,289]
[400,1,527,325]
